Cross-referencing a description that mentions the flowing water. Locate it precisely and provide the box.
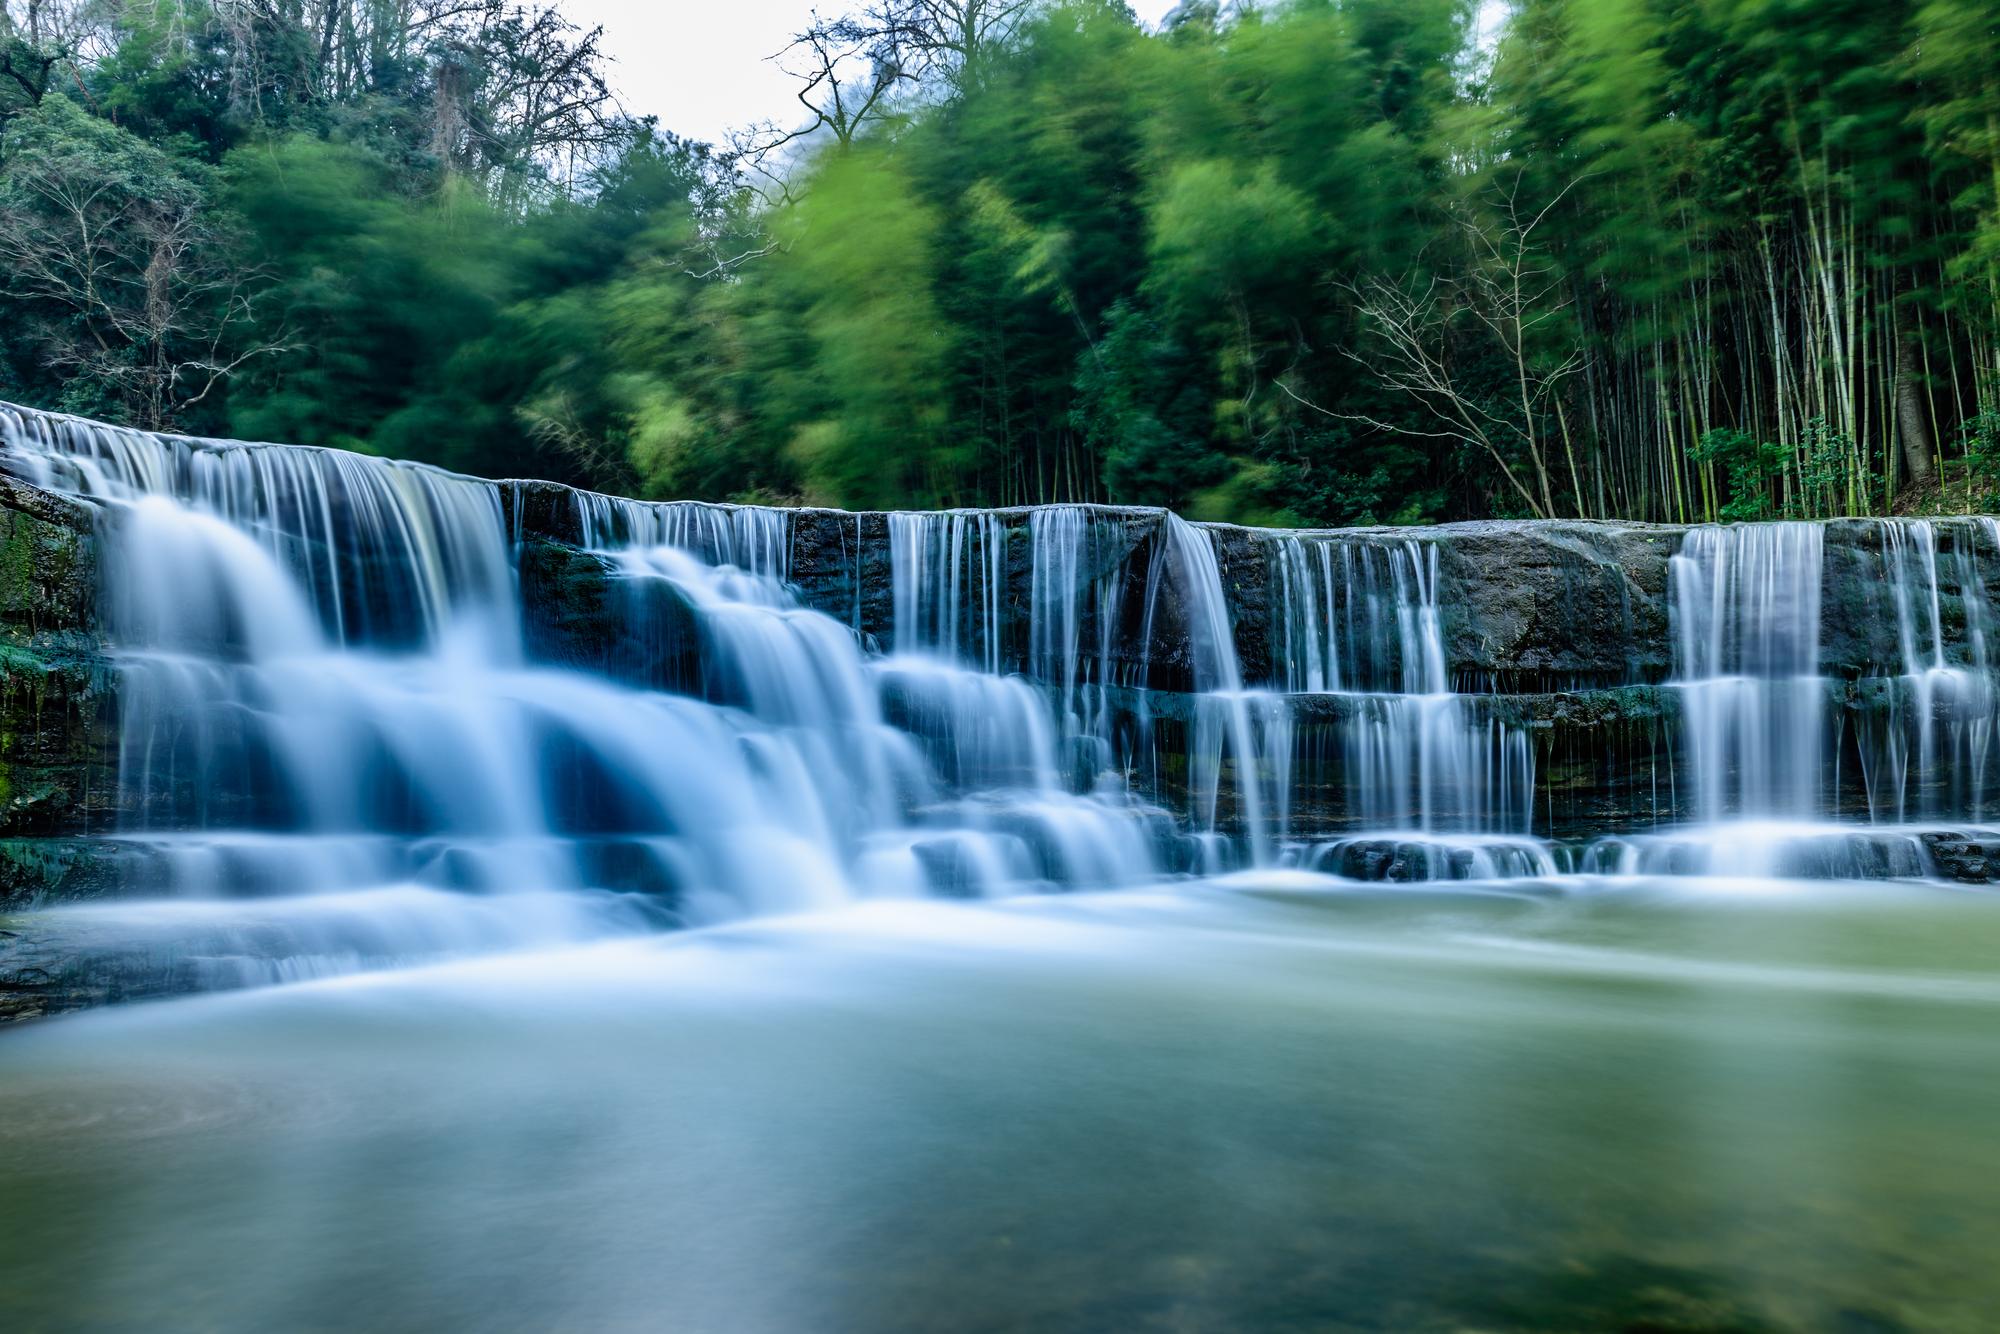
[3,885,1997,1333]
[0,408,1997,1332]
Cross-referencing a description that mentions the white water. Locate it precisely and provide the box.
[1852,517,2000,821]
[5,883,2000,1333]
[8,400,2000,985]
[1670,522,1826,821]
[1272,533,1538,881]
[1269,518,2000,883]
[0,409,1186,975]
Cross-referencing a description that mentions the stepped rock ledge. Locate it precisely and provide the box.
[5,400,1999,1016]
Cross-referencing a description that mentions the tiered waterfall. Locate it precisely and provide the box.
[4,400,2000,996]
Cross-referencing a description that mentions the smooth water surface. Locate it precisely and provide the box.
[3,876,1996,1334]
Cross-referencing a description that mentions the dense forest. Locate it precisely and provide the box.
[0,0,1997,524]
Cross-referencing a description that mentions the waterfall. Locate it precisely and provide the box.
[1273,535,1535,841]
[20,394,2000,995]
[889,510,1006,669]
[574,493,789,577]
[874,507,1292,871]
[1670,523,1825,822]
[0,410,1177,949]
[1162,517,1291,868]
[1669,518,2000,826]
[1850,519,2000,822]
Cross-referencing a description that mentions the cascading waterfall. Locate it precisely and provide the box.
[18,394,2000,1001]
[6,425,2000,1334]
[1164,516,1292,868]
[876,505,1189,882]
[890,510,1007,670]
[1591,517,2000,877]
[1669,522,1825,822]
[1666,517,2000,827]
[1852,518,2000,822]
[1272,534,1540,877]
[575,493,790,577]
[873,506,1293,870]
[0,411,1183,971]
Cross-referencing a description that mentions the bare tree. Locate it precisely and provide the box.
[1342,176,1589,519]
[1,0,112,115]
[755,0,1031,153]
[768,7,919,155]
[711,0,1032,275]
[106,0,629,204]
[0,96,288,428]
[0,5,61,111]
[882,0,1034,89]
[425,3,622,201]
[699,7,922,275]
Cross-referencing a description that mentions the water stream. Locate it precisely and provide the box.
[1,408,1997,1331]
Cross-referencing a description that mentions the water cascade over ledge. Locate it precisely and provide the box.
[5,399,2000,1008]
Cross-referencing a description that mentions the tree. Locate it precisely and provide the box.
[0,93,278,427]
[1344,176,1587,519]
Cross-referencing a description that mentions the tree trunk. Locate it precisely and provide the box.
[1894,292,1935,485]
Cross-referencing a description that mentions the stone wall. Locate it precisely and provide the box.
[1203,520,1681,691]
[508,499,1701,837]
[0,473,117,843]
[9,456,2000,881]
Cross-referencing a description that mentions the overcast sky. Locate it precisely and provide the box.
[564,0,1188,148]
[567,1,1509,149]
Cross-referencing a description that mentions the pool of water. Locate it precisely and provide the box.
[2,875,1996,1333]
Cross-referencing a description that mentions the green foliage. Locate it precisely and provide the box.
[220,126,713,485]
[775,150,962,507]
[1144,159,1323,321]
[1689,428,1785,521]
[0,92,242,429]
[4,0,2000,522]
[1959,400,2000,510]
[1070,300,1227,510]
[1790,418,1881,521]
[91,1,244,161]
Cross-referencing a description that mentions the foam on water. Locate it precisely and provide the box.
[9,401,2000,1001]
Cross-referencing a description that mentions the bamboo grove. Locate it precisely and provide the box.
[1500,0,2000,523]
[2,0,1998,524]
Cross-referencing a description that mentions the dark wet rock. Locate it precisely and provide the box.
[0,473,119,837]
[0,837,174,911]
[0,920,203,1021]
[1432,521,1678,689]
[0,647,120,835]
[1272,685,1686,839]
[1818,517,1997,678]
[1316,839,1456,882]
[1200,523,1278,686]
[1918,832,2000,883]
[501,479,592,547]
[0,836,294,1020]
[0,475,96,634]
[508,489,1692,694]
[1202,519,1681,691]
[0,903,343,1022]
[519,538,702,694]
[787,508,897,648]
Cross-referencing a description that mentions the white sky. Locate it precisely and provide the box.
[566,0,1187,147]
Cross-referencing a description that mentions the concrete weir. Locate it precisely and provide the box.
[5,398,2000,1017]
